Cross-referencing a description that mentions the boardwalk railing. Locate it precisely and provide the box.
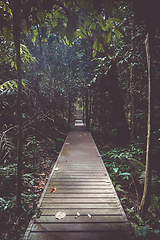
[23,110,132,240]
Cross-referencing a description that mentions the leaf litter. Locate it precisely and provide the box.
[55,212,66,220]
[75,212,81,219]
[51,187,57,193]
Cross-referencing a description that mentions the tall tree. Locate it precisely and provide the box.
[133,0,159,218]
[139,32,154,219]
[130,17,135,142]
[11,0,23,212]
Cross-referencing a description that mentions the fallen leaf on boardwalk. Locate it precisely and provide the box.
[55,168,59,171]
[55,212,66,220]
[75,212,81,218]
[40,173,45,176]
[36,212,41,218]
[77,212,80,216]
[88,214,92,218]
[36,185,44,189]
[51,187,57,193]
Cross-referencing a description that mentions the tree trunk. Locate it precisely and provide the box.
[12,1,23,213]
[108,59,130,146]
[68,93,71,131]
[82,93,85,122]
[89,88,92,130]
[130,18,135,142]
[85,89,89,130]
[139,33,154,219]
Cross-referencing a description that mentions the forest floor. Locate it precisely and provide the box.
[93,133,160,240]
[0,132,160,240]
[0,137,65,240]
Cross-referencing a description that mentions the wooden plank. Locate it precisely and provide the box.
[47,184,112,188]
[40,203,118,208]
[35,215,125,223]
[44,193,116,198]
[32,222,127,232]
[46,189,115,194]
[55,170,105,173]
[48,182,111,186]
[28,232,129,240]
[57,170,105,173]
[50,178,110,181]
[40,208,122,216]
[42,198,117,203]
[58,163,103,165]
[52,175,107,178]
[49,179,111,183]
[23,112,132,240]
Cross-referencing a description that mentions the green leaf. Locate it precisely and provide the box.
[14,63,17,70]
[53,11,67,21]
[12,81,18,88]
[11,61,15,68]
[88,30,92,37]
[114,29,121,39]
[89,22,96,30]
[74,30,81,38]
[107,19,113,28]
[99,43,104,52]
[97,16,106,27]
[113,168,119,173]
[109,18,123,23]
[101,25,109,31]
[93,39,99,50]
[84,18,92,28]
[92,50,97,58]
[3,82,8,89]
[78,24,86,35]
[119,173,131,176]
[31,31,36,43]
[22,80,25,87]
[33,29,38,36]
[52,19,57,28]
[7,81,13,89]
[106,31,112,43]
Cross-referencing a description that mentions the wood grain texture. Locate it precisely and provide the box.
[23,110,132,240]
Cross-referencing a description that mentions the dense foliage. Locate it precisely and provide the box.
[0,0,160,239]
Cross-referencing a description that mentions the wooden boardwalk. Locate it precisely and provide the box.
[23,110,132,240]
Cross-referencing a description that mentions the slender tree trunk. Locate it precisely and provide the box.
[139,33,154,219]
[130,18,135,142]
[68,92,71,131]
[89,88,92,130]
[85,89,89,130]
[37,24,43,55]
[82,93,85,122]
[12,1,23,213]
